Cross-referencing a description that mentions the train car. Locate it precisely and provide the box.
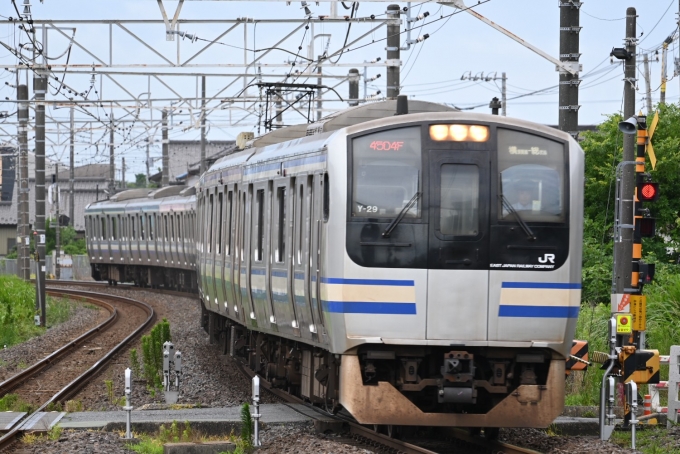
[85,186,198,291]
[194,98,584,431]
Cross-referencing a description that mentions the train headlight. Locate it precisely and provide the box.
[469,125,489,142]
[429,124,489,142]
[430,124,449,141]
[450,124,468,141]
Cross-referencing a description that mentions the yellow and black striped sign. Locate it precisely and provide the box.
[619,347,660,384]
[566,340,589,372]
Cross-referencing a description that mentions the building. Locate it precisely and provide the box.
[149,140,235,184]
[0,150,108,256]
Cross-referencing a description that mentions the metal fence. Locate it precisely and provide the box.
[0,255,91,280]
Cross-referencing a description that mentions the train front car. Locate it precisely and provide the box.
[328,112,584,428]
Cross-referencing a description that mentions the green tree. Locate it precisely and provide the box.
[579,103,680,303]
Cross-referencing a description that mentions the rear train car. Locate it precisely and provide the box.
[195,100,584,429]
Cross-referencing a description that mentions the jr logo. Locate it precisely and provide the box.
[538,253,555,264]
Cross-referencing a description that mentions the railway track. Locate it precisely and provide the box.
[35,282,540,453]
[0,288,155,452]
[236,360,540,454]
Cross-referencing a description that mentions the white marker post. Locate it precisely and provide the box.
[124,368,133,439]
[252,375,261,447]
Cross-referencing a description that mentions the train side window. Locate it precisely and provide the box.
[217,192,223,255]
[133,215,138,240]
[149,215,155,241]
[208,193,214,254]
[140,215,146,240]
[226,191,233,256]
[112,216,118,240]
[255,189,264,262]
[323,173,329,222]
[101,216,107,240]
[276,186,286,263]
[297,183,303,265]
[240,192,246,259]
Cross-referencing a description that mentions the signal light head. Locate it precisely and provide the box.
[637,182,659,202]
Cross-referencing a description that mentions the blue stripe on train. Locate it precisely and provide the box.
[501,282,582,290]
[498,305,579,318]
[321,278,414,286]
[322,301,416,314]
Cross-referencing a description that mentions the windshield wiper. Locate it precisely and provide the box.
[501,194,536,241]
[382,192,420,238]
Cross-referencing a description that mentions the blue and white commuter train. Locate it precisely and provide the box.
[86,99,584,432]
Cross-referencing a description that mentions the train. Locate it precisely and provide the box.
[86,98,584,434]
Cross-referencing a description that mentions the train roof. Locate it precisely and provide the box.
[85,186,196,212]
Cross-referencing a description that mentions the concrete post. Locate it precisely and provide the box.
[386,4,401,99]
[162,110,169,187]
[348,68,359,106]
[558,0,581,138]
[17,84,29,280]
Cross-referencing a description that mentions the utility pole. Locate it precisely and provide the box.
[54,164,60,280]
[162,109,169,186]
[122,157,126,189]
[348,68,360,106]
[200,76,206,176]
[69,105,74,227]
[613,7,637,297]
[461,72,507,116]
[558,1,581,139]
[660,41,668,105]
[109,114,115,196]
[34,30,47,326]
[17,84,29,281]
[501,72,507,116]
[643,54,653,114]
[386,4,401,99]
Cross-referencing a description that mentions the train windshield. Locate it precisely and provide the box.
[497,129,565,223]
[351,126,422,218]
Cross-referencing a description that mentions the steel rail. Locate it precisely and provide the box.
[0,292,117,398]
[0,288,155,452]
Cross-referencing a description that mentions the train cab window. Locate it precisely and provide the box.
[497,129,566,223]
[351,126,421,218]
[275,187,286,263]
[440,165,479,236]
[217,193,223,255]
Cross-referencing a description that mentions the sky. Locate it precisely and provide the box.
[0,0,678,177]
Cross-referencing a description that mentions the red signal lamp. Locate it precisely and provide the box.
[637,182,659,202]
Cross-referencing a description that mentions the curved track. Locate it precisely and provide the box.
[0,288,155,452]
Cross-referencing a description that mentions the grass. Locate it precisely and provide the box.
[0,276,78,348]
[0,393,34,413]
[610,425,680,454]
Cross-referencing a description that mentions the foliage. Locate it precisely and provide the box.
[0,394,34,413]
[48,425,63,441]
[0,275,38,346]
[240,403,253,448]
[64,400,82,412]
[45,218,87,256]
[140,318,172,388]
[129,348,142,379]
[158,420,192,444]
[130,436,164,454]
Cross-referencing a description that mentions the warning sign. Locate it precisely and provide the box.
[630,295,647,331]
[616,314,633,334]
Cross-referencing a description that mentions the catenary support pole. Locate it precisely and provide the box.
[162,109,169,186]
[55,164,60,280]
[200,76,206,176]
[69,105,74,227]
[613,7,637,296]
[34,51,47,326]
[122,157,126,189]
[386,4,401,99]
[558,0,581,138]
[17,84,29,280]
[109,114,115,196]
[145,141,150,186]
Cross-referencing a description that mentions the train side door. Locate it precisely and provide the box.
[241,185,256,326]
[222,189,235,314]
[232,186,246,322]
[426,150,490,341]
[292,176,317,340]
